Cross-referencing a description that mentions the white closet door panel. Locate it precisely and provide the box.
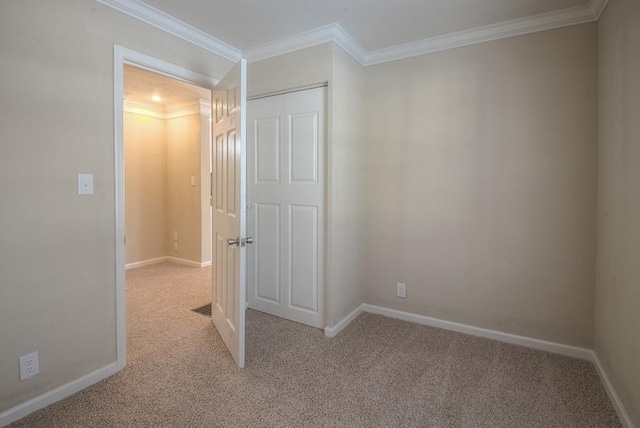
[255,117,280,183]
[247,87,325,329]
[254,203,280,304]
[289,205,318,312]
[289,112,318,183]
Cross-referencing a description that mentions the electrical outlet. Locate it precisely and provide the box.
[173,241,178,251]
[396,282,406,298]
[173,231,178,240]
[19,352,39,381]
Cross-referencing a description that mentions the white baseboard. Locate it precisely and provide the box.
[125,257,166,270]
[126,257,211,270]
[324,304,364,337]
[0,362,119,427]
[593,353,635,428]
[362,304,593,360]
[166,257,207,268]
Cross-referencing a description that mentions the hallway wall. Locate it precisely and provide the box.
[124,112,168,264]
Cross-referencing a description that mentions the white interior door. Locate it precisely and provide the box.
[211,60,247,368]
[247,87,325,328]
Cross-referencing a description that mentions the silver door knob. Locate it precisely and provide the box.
[242,237,254,245]
[227,237,240,246]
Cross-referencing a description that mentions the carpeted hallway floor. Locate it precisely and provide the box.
[11,262,620,427]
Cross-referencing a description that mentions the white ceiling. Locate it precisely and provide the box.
[140,0,589,52]
[124,65,210,106]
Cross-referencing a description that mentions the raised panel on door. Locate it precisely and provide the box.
[289,112,318,183]
[215,134,225,212]
[289,205,318,313]
[255,117,280,183]
[226,130,237,217]
[225,245,237,330]
[254,203,280,304]
[215,233,225,313]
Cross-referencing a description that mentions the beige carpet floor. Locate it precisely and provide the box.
[11,262,620,427]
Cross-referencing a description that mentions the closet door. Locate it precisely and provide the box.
[247,87,325,328]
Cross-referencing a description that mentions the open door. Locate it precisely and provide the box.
[211,60,248,368]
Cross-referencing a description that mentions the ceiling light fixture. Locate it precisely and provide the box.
[151,95,162,102]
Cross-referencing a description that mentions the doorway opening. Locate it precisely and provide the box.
[122,63,213,360]
[114,47,221,369]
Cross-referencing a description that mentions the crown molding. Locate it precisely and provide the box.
[243,23,366,65]
[363,1,605,65]
[124,98,210,119]
[96,0,241,63]
[123,98,165,119]
[590,0,610,19]
[100,0,608,68]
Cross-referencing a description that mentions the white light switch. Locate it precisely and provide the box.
[78,173,94,195]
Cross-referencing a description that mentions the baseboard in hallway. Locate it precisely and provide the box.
[126,256,211,270]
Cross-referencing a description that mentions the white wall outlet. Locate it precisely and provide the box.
[77,173,94,195]
[173,241,178,251]
[173,231,178,240]
[190,176,196,187]
[19,351,39,381]
[396,282,407,298]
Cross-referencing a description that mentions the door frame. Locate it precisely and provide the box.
[113,45,219,369]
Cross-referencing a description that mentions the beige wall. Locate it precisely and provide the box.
[326,45,365,326]
[0,0,231,413]
[596,0,640,424]
[247,43,333,98]
[363,24,598,347]
[166,113,203,262]
[200,113,212,264]
[124,110,205,265]
[124,112,168,264]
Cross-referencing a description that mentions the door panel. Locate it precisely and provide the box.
[247,87,325,328]
[290,205,318,312]
[290,112,318,183]
[255,203,280,303]
[255,118,280,183]
[211,60,247,368]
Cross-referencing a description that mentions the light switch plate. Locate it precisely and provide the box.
[78,173,94,195]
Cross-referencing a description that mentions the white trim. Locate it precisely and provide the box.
[0,363,118,427]
[590,0,610,19]
[114,45,221,372]
[166,256,209,268]
[96,0,240,62]
[593,353,636,428]
[363,3,602,65]
[164,100,202,119]
[125,256,167,270]
[123,99,165,119]
[125,256,212,270]
[361,304,594,360]
[98,0,608,68]
[124,98,211,119]
[243,23,366,65]
[116,46,219,88]
[199,98,211,117]
[244,1,607,66]
[324,304,364,338]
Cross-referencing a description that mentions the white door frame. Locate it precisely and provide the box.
[113,45,219,369]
